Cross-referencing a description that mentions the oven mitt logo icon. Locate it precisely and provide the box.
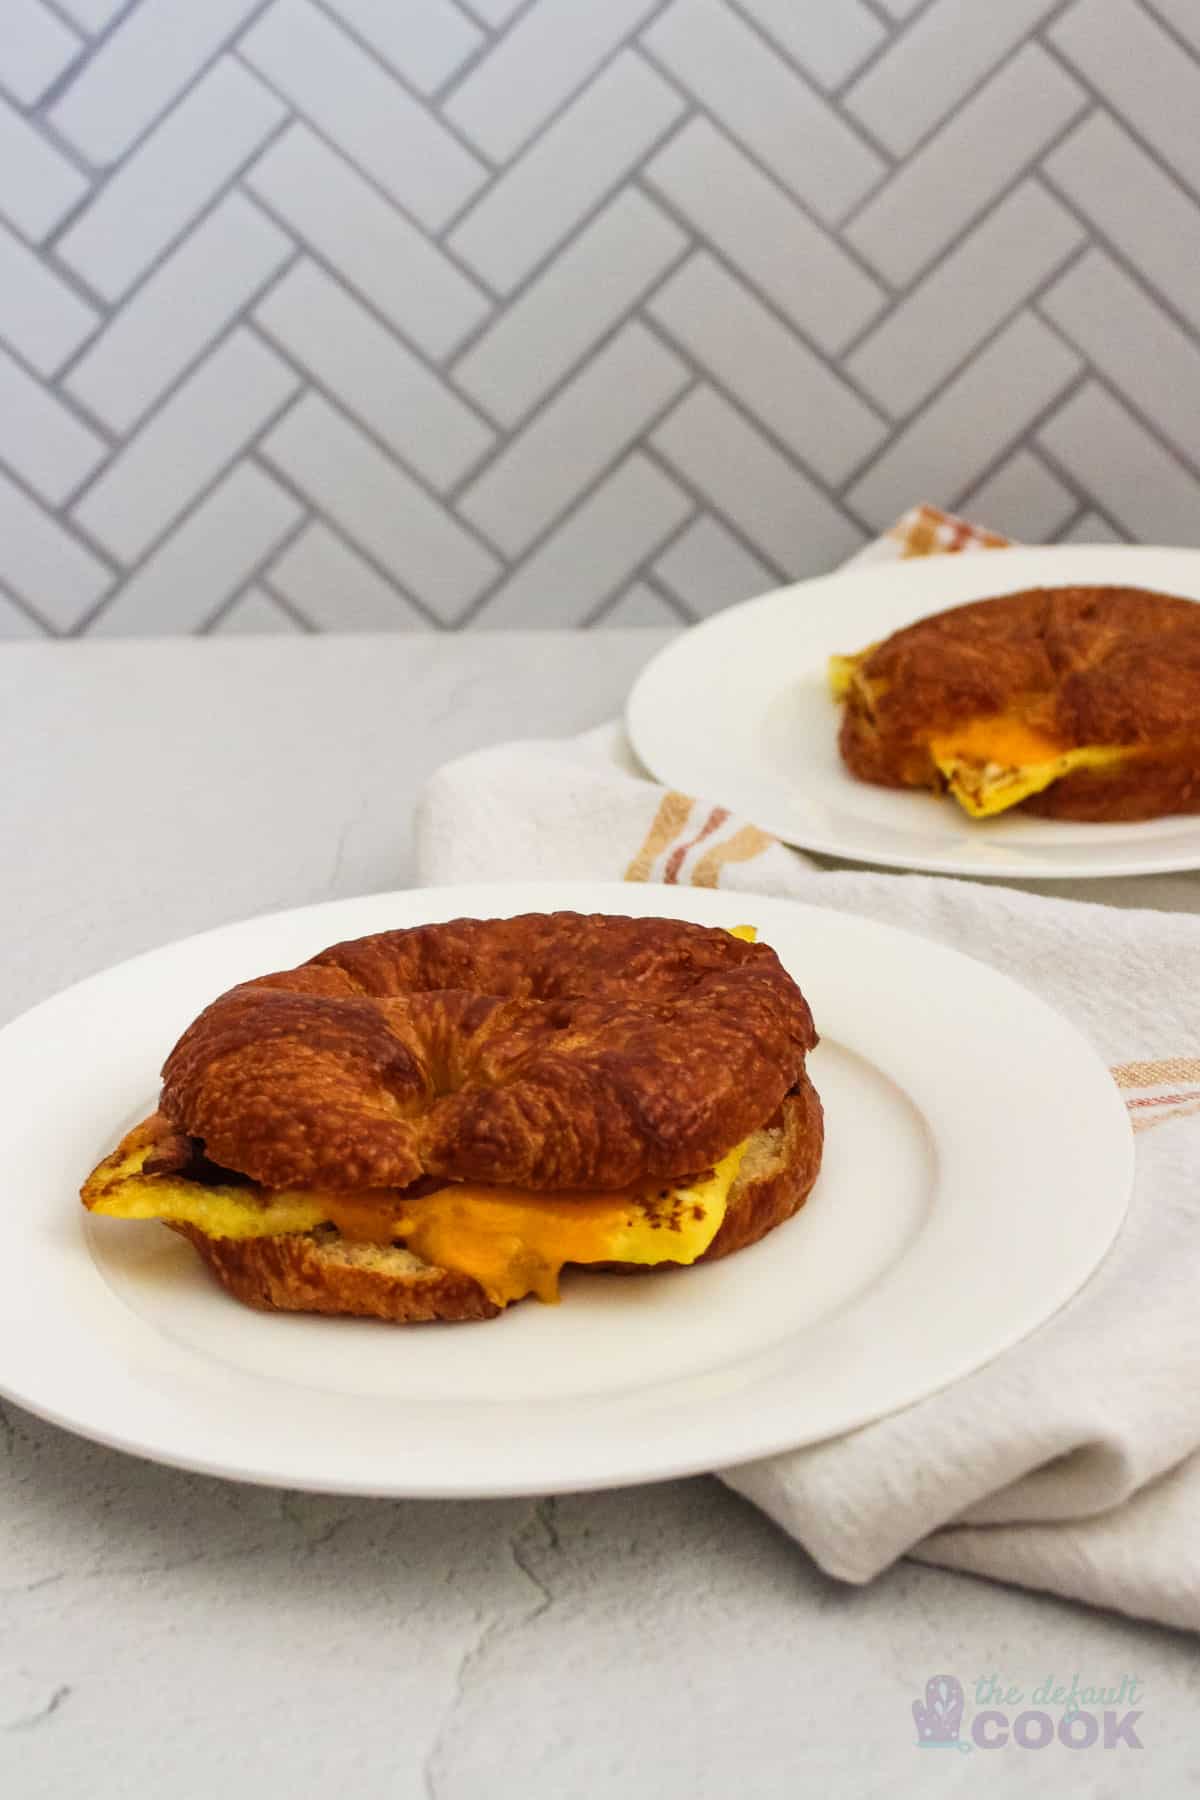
[913,1675,971,1751]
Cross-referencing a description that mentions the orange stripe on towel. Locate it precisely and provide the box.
[664,806,730,884]
[691,823,774,888]
[624,790,694,883]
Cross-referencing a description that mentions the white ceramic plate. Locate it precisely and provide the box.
[1,881,1131,1496]
[627,544,1200,879]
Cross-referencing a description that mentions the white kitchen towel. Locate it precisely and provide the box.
[413,512,1200,1635]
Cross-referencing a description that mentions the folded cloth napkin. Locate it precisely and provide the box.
[415,506,1200,1635]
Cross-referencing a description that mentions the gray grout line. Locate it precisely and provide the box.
[62,379,308,635]
[431,11,681,248]
[0,446,121,568]
[1035,302,1200,484]
[435,88,692,301]
[1033,431,1132,542]
[0,569,58,638]
[628,566,693,625]
[1137,0,1200,66]
[196,501,312,634]
[715,0,893,110]
[447,375,709,623]
[632,37,896,266]
[251,452,455,630]
[835,16,1082,240]
[305,0,502,172]
[226,46,505,305]
[244,318,502,537]
[1036,163,1200,353]
[1037,28,1200,212]
[238,179,500,369]
[938,364,1094,523]
[35,0,282,184]
[427,22,502,107]
[52,298,297,520]
[582,560,693,630]
[635,306,880,530]
[51,233,303,429]
[25,62,93,139]
[637,438,794,587]
[437,0,679,190]
[631,174,897,404]
[440,249,695,486]
[42,102,294,328]
[440,212,691,406]
[253,577,319,633]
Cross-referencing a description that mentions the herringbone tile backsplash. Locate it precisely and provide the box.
[2,0,1199,636]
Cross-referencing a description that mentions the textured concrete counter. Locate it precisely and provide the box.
[1,634,1196,1798]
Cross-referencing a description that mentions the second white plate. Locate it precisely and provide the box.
[627,544,1200,879]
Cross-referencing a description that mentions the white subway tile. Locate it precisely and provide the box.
[212,585,301,634]
[247,125,488,360]
[268,521,427,630]
[0,93,87,241]
[0,589,45,638]
[847,182,1083,417]
[648,253,886,484]
[473,454,691,628]
[645,116,885,356]
[845,0,1061,157]
[452,191,686,427]
[1040,249,1200,466]
[445,0,660,161]
[457,322,688,556]
[1052,0,1200,201]
[0,466,111,629]
[653,514,775,618]
[0,219,98,376]
[1143,0,1200,53]
[240,0,485,230]
[643,0,883,223]
[1045,114,1200,338]
[51,0,130,34]
[50,0,264,165]
[1057,509,1124,545]
[0,0,81,106]
[847,313,1082,528]
[56,58,284,302]
[459,0,525,24]
[260,393,500,619]
[1038,382,1200,542]
[322,0,482,95]
[596,582,680,628]
[448,51,683,292]
[735,0,884,90]
[0,345,106,504]
[66,193,291,434]
[72,330,299,563]
[255,259,494,491]
[652,386,864,571]
[958,449,1077,542]
[89,463,302,634]
[846,45,1085,285]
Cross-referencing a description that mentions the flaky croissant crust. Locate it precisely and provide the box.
[160,912,818,1192]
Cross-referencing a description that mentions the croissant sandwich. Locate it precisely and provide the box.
[830,583,1200,821]
[82,913,823,1323]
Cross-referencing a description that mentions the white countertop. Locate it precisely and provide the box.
[1,633,1195,1799]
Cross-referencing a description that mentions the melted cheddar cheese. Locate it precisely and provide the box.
[828,650,1128,818]
[86,1135,747,1308]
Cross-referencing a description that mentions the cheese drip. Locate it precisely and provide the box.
[86,1139,747,1307]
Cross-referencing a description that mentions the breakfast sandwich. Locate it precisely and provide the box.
[82,913,823,1322]
[830,584,1200,821]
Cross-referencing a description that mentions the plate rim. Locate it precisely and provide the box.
[0,879,1134,1496]
[625,542,1200,880]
